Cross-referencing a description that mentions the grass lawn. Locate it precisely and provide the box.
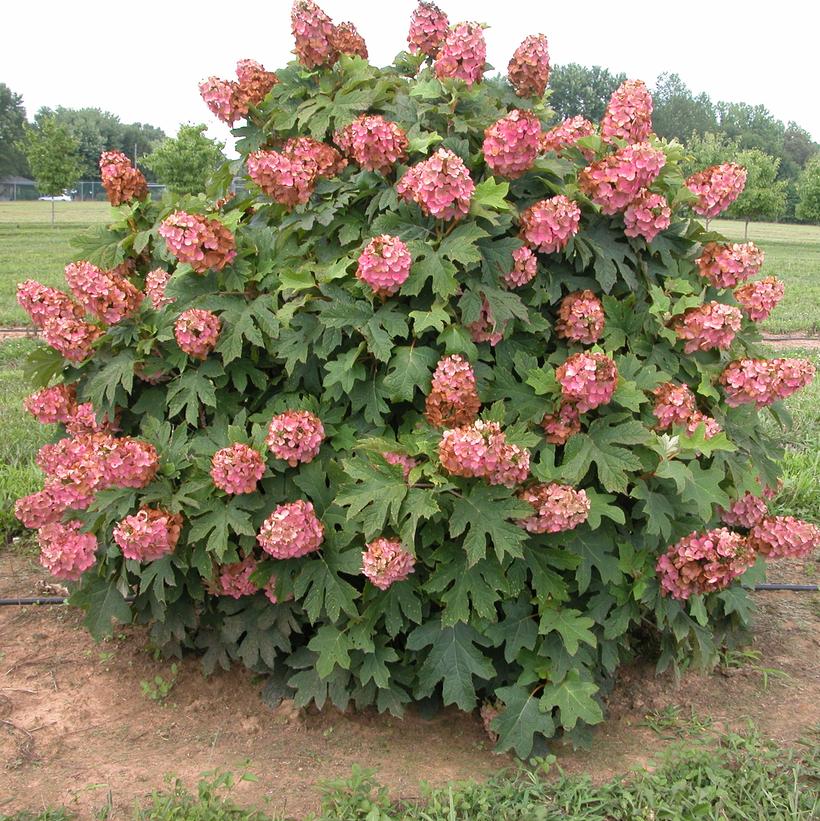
[712,219,820,336]
[0,201,111,326]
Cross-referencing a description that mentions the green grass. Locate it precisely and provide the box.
[2,731,817,820]
[0,201,111,326]
[712,219,820,336]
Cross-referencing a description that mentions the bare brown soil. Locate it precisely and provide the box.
[1,546,817,819]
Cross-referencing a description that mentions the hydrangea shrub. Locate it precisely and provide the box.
[15,0,817,757]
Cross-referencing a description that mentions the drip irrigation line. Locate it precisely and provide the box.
[0,584,817,607]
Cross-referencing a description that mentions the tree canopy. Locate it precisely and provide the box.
[0,83,29,178]
[549,64,626,123]
[142,123,226,195]
[796,156,820,223]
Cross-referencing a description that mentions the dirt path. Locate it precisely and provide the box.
[1,548,817,818]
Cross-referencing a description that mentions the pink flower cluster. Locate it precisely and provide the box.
[672,302,743,353]
[64,261,142,324]
[396,147,475,221]
[579,143,666,215]
[556,352,618,413]
[200,59,279,125]
[519,195,581,254]
[652,382,696,429]
[600,80,654,144]
[211,443,266,494]
[467,296,505,347]
[623,189,671,242]
[555,290,605,344]
[65,403,118,437]
[174,309,221,360]
[696,242,765,288]
[292,0,339,68]
[439,420,530,487]
[719,358,815,408]
[502,246,537,288]
[434,22,487,86]
[480,701,500,742]
[145,268,174,310]
[334,115,408,174]
[507,34,550,98]
[685,411,723,441]
[517,482,590,534]
[362,537,416,590]
[748,516,819,559]
[734,277,785,322]
[99,151,148,206]
[425,354,481,428]
[113,507,182,562]
[257,500,324,559]
[17,280,101,363]
[541,402,581,445]
[483,110,541,179]
[235,59,279,107]
[331,22,368,59]
[266,410,325,466]
[247,137,346,210]
[213,555,260,599]
[384,451,418,480]
[407,1,449,57]
[38,520,98,580]
[356,235,412,297]
[158,211,236,273]
[686,163,747,219]
[657,528,753,600]
[540,116,595,159]
[24,384,76,424]
[720,491,770,529]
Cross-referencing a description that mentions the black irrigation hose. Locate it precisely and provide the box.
[0,584,817,607]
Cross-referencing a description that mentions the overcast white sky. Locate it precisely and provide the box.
[3,0,818,157]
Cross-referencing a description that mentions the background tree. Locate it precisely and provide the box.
[548,64,626,122]
[796,156,820,223]
[142,124,225,195]
[726,149,788,237]
[651,73,717,144]
[683,131,739,177]
[20,117,81,224]
[0,83,29,177]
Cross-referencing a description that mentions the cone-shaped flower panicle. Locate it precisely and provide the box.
[555,290,605,345]
[292,0,339,68]
[696,242,764,288]
[579,143,666,215]
[652,382,696,429]
[434,22,487,86]
[211,443,266,494]
[540,116,595,159]
[113,507,182,562]
[502,246,538,288]
[257,499,324,559]
[519,195,581,254]
[24,384,77,425]
[600,80,653,144]
[99,150,148,206]
[425,354,481,428]
[174,309,221,359]
[623,189,671,242]
[686,163,747,219]
[145,268,174,310]
[720,491,770,529]
[541,402,581,445]
[158,211,236,273]
[507,34,550,98]
[407,1,449,57]
[17,280,84,329]
[266,410,325,466]
[334,115,408,173]
[362,537,416,590]
[556,352,618,413]
[356,235,412,297]
[734,277,785,322]
[64,260,142,325]
[719,357,815,407]
[65,403,118,437]
[748,516,819,559]
[235,59,279,106]
[42,317,103,363]
[200,77,246,125]
[396,147,475,220]
[38,520,98,580]
[518,482,590,534]
[331,22,368,58]
[439,420,530,486]
[483,110,541,179]
[657,528,753,600]
[672,302,743,353]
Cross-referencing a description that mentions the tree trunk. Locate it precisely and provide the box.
[744,219,749,240]
[51,199,55,227]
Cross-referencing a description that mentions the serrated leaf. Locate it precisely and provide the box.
[295,547,361,623]
[336,458,408,538]
[69,577,132,640]
[630,480,675,540]
[409,303,449,334]
[308,624,352,678]
[439,222,489,268]
[486,599,538,663]
[538,608,596,655]
[540,670,603,730]
[680,460,731,521]
[382,345,439,401]
[565,526,622,593]
[492,685,556,758]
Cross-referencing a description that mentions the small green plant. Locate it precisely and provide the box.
[314,765,394,820]
[140,663,179,702]
[640,704,713,739]
[719,647,791,690]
